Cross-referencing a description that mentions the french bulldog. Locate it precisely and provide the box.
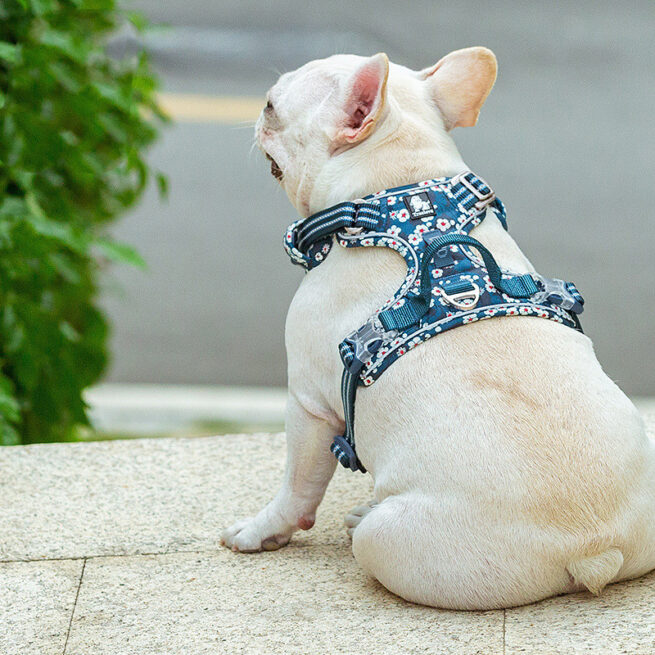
[221,48,655,609]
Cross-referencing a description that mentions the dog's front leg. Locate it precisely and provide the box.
[221,393,338,552]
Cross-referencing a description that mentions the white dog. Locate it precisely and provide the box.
[222,48,655,609]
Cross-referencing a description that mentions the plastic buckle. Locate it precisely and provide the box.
[343,199,367,236]
[457,173,496,211]
[345,318,395,372]
[531,274,584,314]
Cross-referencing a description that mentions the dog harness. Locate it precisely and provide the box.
[284,171,584,473]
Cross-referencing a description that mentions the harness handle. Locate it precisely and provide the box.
[423,234,539,298]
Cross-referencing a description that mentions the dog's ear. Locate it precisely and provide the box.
[335,53,389,146]
[421,47,497,130]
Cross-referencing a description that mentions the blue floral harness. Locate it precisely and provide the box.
[283,172,584,473]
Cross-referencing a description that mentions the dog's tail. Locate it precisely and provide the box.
[566,547,623,595]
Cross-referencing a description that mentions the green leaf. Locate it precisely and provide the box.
[94,239,146,268]
[0,42,20,64]
[0,420,20,446]
[155,171,169,198]
[0,375,20,423]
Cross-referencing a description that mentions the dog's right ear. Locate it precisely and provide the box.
[334,53,389,148]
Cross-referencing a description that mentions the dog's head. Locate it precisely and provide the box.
[256,48,497,216]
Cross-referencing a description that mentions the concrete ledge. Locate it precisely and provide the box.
[1,425,654,654]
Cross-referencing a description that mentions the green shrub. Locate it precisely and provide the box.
[0,0,166,444]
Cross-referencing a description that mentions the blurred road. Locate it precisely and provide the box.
[104,0,655,393]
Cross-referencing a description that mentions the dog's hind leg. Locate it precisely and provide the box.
[350,492,481,608]
[350,492,577,610]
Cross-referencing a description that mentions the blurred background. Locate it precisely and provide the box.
[94,0,655,434]
[6,1,652,441]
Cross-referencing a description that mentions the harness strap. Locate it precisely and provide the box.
[331,367,366,473]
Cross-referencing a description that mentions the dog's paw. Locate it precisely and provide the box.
[344,499,377,538]
[220,516,292,553]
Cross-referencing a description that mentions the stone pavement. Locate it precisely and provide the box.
[2,423,655,655]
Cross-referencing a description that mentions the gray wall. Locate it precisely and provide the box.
[105,1,655,394]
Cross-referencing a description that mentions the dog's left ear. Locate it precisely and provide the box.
[421,47,497,130]
[335,53,389,146]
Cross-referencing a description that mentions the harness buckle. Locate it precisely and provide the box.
[530,274,584,314]
[457,172,496,211]
[343,318,396,373]
[343,198,369,235]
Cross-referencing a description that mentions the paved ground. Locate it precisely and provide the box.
[101,1,655,394]
[2,412,655,654]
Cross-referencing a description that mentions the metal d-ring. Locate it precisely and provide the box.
[440,284,480,310]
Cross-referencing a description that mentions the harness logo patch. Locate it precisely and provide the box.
[403,192,435,220]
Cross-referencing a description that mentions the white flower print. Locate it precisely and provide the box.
[396,209,410,222]
[387,196,397,205]
[388,225,401,237]
[398,347,406,355]
[322,244,330,254]
[463,315,478,324]
[363,376,374,385]
[414,224,428,236]
[361,238,374,247]
[519,306,531,315]
[506,307,519,316]
[314,253,323,262]
[484,308,498,317]
[436,218,451,231]
[380,237,401,250]
[408,233,421,245]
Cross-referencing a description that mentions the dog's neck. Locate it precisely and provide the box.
[305,108,468,215]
